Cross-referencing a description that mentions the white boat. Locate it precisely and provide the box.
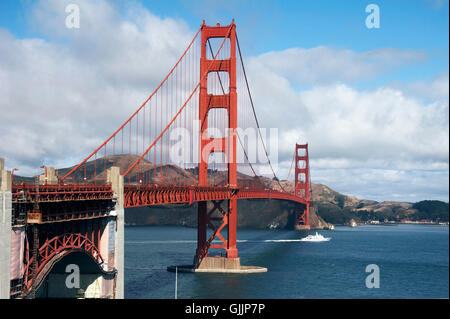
[300,232,331,242]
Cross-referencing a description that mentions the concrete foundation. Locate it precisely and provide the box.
[197,256,241,270]
[168,257,267,274]
[0,158,12,299]
[295,224,311,230]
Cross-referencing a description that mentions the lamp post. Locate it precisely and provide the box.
[11,168,18,185]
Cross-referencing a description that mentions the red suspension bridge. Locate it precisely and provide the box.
[2,21,311,298]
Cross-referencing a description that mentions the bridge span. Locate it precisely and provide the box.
[0,21,311,299]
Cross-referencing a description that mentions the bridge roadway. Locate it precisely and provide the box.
[12,184,307,208]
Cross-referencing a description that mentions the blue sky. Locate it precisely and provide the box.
[2,1,448,71]
[0,0,448,202]
[1,0,448,91]
[140,0,450,88]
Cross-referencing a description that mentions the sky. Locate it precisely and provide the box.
[0,0,448,202]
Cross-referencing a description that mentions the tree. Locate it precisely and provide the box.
[335,194,346,209]
[412,200,449,222]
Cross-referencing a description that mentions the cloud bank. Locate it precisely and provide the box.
[0,0,448,202]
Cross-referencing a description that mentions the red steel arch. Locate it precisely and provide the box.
[22,233,106,294]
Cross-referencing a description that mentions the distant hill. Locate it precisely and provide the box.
[411,200,449,222]
[14,155,197,186]
[12,155,448,227]
[273,180,448,224]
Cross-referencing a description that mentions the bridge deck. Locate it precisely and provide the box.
[12,184,306,207]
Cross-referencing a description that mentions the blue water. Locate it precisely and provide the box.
[124,225,449,298]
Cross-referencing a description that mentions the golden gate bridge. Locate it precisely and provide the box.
[1,20,311,299]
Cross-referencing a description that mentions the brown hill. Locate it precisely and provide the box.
[13,155,418,227]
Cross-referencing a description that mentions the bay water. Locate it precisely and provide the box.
[124,224,449,298]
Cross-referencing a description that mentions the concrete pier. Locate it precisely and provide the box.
[295,225,311,230]
[168,256,267,274]
[107,167,124,298]
[0,158,12,299]
[39,166,58,185]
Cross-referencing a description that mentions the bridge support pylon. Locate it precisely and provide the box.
[294,144,311,230]
[168,21,266,274]
[195,20,239,271]
[107,167,124,298]
[0,158,12,299]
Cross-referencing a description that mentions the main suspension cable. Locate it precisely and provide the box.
[206,39,262,184]
[236,34,287,192]
[124,25,234,176]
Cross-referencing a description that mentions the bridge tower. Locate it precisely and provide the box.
[195,20,241,270]
[294,143,311,230]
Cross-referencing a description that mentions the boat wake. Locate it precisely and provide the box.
[126,238,327,244]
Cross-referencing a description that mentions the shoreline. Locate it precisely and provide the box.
[124,222,449,228]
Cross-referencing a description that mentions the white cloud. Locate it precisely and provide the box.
[311,168,449,202]
[400,72,449,102]
[246,47,448,202]
[0,0,193,175]
[247,46,428,86]
[248,70,448,163]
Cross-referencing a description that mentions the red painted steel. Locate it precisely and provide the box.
[59,26,203,183]
[123,185,307,207]
[12,184,308,207]
[294,143,311,226]
[12,184,114,203]
[196,21,238,262]
[10,22,314,291]
[22,233,105,294]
